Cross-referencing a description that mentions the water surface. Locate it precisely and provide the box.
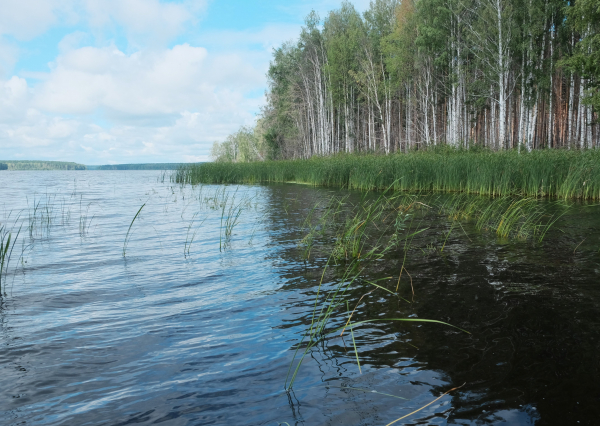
[0,171,599,425]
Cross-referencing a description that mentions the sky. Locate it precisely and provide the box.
[0,0,371,165]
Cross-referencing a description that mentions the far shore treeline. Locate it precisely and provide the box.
[0,161,87,171]
[0,162,200,171]
[209,0,599,163]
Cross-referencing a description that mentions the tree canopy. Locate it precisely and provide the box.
[213,0,600,161]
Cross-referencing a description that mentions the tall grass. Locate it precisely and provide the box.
[219,190,251,251]
[27,194,57,239]
[0,223,21,294]
[175,148,600,200]
[298,187,426,262]
[438,194,568,241]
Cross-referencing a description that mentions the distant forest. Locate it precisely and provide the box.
[0,161,86,170]
[212,0,600,161]
[89,163,192,170]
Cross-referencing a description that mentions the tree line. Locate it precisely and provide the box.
[211,0,599,162]
[0,161,86,170]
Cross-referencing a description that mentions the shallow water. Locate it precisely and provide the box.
[0,171,599,425]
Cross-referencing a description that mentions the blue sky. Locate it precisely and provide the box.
[0,0,370,164]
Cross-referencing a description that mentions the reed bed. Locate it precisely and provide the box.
[175,149,600,200]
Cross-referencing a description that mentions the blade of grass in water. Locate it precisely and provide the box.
[347,301,361,374]
[0,224,22,294]
[123,203,145,257]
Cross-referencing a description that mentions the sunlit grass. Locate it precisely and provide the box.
[175,148,600,200]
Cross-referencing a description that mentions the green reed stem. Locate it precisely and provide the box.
[123,204,145,257]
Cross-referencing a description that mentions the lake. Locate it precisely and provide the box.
[0,171,599,425]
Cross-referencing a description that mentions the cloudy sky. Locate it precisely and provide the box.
[0,0,371,165]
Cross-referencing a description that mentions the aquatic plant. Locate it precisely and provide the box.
[27,194,57,239]
[217,188,252,251]
[175,149,600,200]
[184,212,206,257]
[78,198,94,237]
[60,197,72,226]
[123,204,145,257]
[298,188,428,263]
[438,194,568,242]
[0,223,21,294]
[284,259,469,391]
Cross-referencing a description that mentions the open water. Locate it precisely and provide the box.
[0,171,599,425]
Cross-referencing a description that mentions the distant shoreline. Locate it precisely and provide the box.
[0,161,86,171]
[0,162,204,171]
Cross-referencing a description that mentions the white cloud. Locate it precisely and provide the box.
[0,0,205,43]
[0,38,19,77]
[0,0,75,40]
[34,43,263,118]
[0,41,265,163]
[0,77,30,122]
[0,2,308,164]
[82,0,206,45]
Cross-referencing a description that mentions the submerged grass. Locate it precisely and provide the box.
[175,149,600,200]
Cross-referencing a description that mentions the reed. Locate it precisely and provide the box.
[284,259,469,390]
[298,189,428,262]
[27,194,57,239]
[78,197,94,237]
[123,204,145,257]
[175,148,600,200]
[214,188,252,251]
[0,224,21,294]
[438,194,568,242]
[184,213,206,257]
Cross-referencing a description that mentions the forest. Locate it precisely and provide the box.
[0,161,86,171]
[212,0,600,161]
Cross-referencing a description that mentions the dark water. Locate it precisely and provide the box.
[0,171,599,425]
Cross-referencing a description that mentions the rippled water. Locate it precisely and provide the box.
[0,171,599,425]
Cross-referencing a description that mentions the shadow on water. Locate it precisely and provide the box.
[0,173,599,425]
[264,184,600,425]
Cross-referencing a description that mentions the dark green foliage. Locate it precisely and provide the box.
[176,149,600,200]
[562,0,600,111]
[250,0,599,157]
[0,163,7,171]
[0,161,86,171]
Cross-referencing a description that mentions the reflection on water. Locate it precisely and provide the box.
[0,171,599,425]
